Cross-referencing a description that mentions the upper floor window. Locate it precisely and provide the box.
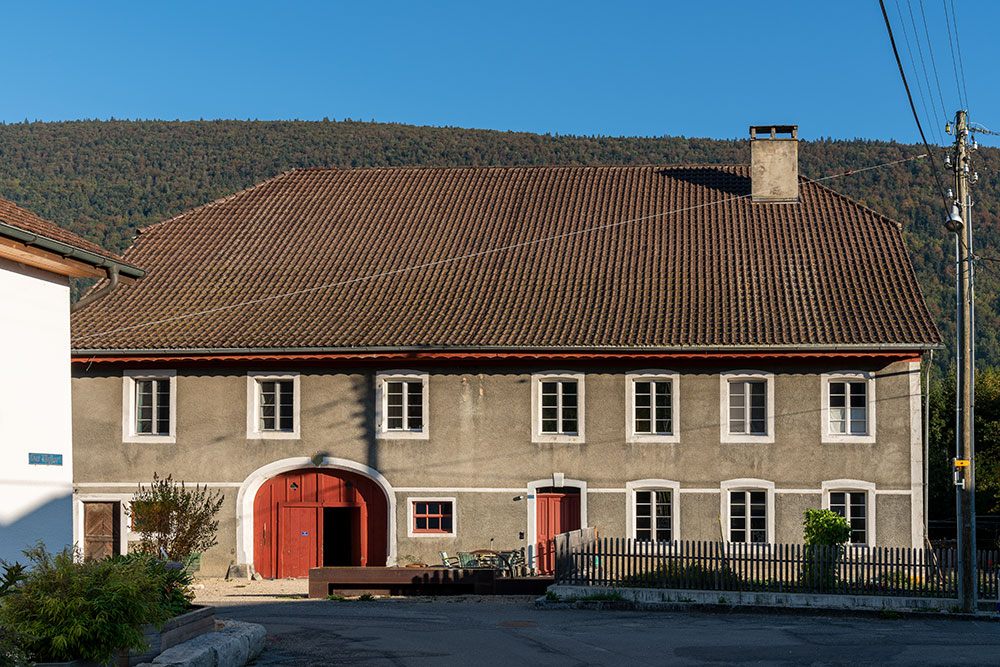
[822,372,876,443]
[122,370,176,443]
[532,372,585,443]
[626,371,680,443]
[247,372,300,439]
[376,371,429,439]
[720,371,774,443]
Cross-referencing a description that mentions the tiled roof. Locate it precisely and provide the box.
[0,197,124,264]
[70,165,941,352]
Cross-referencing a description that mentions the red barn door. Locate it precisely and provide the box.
[535,488,581,575]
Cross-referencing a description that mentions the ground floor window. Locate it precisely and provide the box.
[729,490,767,543]
[412,500,454,534]
[634,490,672,542]
[829,491,867,544]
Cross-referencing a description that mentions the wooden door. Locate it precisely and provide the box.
[278,505,322,578]
[536,491,581,574]
[83,502,120,560]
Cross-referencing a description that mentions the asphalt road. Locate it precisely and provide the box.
[218,598,999,666]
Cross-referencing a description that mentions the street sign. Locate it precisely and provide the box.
[28,453,63,466]
[954,459,970,468]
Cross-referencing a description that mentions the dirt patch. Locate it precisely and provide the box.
[192,577,309,603]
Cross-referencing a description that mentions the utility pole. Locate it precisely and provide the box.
[948,109,976,613]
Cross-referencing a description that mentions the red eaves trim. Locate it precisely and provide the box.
[71,351,924,365]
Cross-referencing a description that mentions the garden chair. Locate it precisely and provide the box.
[439,552,460,568]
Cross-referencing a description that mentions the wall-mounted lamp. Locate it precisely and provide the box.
[512,495,524,502]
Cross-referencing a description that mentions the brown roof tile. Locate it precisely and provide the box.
[70,165,941,351]
[0,197,125,264]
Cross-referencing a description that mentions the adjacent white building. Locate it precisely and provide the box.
[0,198,142,564]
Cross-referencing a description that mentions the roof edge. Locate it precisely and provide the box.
[0,222,145,278]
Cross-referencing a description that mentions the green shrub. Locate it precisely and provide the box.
[801,509,851,590]
[128,474,224,562]
[803,509,852,546]
[0,545,193,665]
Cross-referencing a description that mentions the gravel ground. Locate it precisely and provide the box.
[191,577,536,605]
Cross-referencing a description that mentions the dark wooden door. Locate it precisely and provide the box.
[83,502,120,560]
[536,492,581,574]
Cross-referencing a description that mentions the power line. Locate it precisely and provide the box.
[894,0,946,147]
[71,154,928,344]
[904,0,947,143]
[942,0,966,110]
[949,0,970,110]
[917,0,951,123]
[879,0,952,214]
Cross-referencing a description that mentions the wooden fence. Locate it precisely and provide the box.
[554,537,1000,599]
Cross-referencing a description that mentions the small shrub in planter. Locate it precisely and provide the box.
[0,545,194,666]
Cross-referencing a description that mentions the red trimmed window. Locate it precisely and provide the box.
[412,501,453,534]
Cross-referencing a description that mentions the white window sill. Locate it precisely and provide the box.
[720,433,775,444]
[377,429,429,440]
[247,430,300,440]
[532,433,585,444]
[822,434,876,444]
[123,434,176,444]
[626,433,680,444]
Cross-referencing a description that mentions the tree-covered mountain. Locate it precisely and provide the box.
[0,118,995,371]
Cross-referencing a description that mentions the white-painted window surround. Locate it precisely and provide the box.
[246,372,300,440]
[376,370,429,439]
[821,371,876,443]
[626,371,680,443]
[822,479,877,546]
[626,479,681,542]
[122,370,176,443]
[531,371,585,443]
[720,371,775,443]
[720,479,775,543]
[408,497,456,537]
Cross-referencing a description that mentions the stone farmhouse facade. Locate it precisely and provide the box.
[70,126,941,577]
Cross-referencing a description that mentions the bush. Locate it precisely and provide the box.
[128,473,224,562]
[801,509,852,590]
[0,545,193,665]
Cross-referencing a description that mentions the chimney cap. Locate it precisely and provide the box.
[750,125,798,140]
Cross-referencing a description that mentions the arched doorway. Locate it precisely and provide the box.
[253,468,389,578]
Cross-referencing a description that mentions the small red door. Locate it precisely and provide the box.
[536,490,581,575]
[278,505,322,578]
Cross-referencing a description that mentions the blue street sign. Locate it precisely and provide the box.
[28,453,63,466]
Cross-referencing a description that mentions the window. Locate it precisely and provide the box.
[246,372,300,439]
[626,371,680,443]
[376,371,429,439]
[122,370,176,443]
[635,490,672,542]
[822,372,876,443]
[409,499,456,536]
[729,490,767,543]
[822,480,876,545]
[720,371,774,443]
[829,491,867,545]
[721,479,774,543]
[532,372,585,443]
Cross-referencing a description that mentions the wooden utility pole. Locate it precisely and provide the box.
[950,109,977,613]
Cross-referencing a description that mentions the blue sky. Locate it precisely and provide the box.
[2,1,996,146]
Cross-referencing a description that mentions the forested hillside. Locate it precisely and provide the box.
[1,119,996,371]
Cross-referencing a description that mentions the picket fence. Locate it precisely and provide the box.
[553,530,999,599]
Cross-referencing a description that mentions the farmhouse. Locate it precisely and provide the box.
[0,198,143,564]
[70,126,940,577]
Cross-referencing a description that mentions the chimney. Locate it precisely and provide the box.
[750,124,798,202]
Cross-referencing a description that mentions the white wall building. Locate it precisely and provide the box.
[0,199,142,564]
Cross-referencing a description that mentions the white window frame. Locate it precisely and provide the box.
[626,371,680,443]
[246,372,300,440]
[406,497,457,537]
[122,369,177,444]
[720,478,775,544]
[626,479,681,542]
[720,371,775,443]
[821,371,876,444]
[531,371,585,443]
[376,370,429,440]
[821,479,877,546]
